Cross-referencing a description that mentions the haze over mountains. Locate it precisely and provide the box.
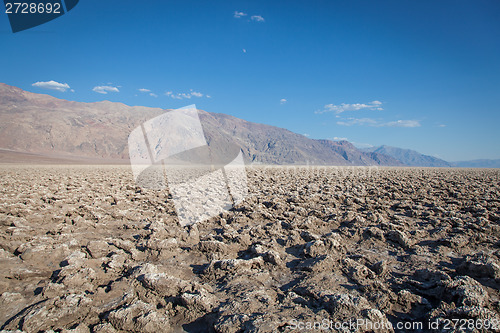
[452,159,500,168]
[364,146,500,168]
[362,145,452,167]
[0,83,497,167]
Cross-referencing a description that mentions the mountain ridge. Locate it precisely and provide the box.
[0,83,401,166]
[0,83,497,168]
[362,145,453,167]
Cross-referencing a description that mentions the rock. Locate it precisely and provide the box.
[372,260,389,276]
[251,244,282,265]
[57,266,97,290]
[198,240,229,254]
[303,240,327,257]
[61,323,90,333]
[112,239,137,254]
[107,301,170,333]
[324,232,344,250]
[360,308,394,333]
[300,230,320,242]
[324,293,371,317]
[6,294,92,332]
[147,237,178,251]
[86,240,114,259]
[457,252,500,280]
[104,251,128,273]
[91,323,119,333]
[0,248,14,259]
[396,289,431,313]
[342,258,376,285]
[214,314,250,333]
[444,276,489,307]
[139,273,188,297]
[180,288,218,312]
[131,263,159,277]
[205,257,264,275]
[263,250,282,266]
[0,292,27,324]
[365,227,385,240]
[386,230,412,248]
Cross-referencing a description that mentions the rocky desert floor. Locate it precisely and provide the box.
[0,165,499,333]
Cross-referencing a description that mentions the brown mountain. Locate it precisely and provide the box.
[0,83,402,166]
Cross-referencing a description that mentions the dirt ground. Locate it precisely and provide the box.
[0,165,499,332]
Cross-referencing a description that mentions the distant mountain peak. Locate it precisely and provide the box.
[364,145,452,167]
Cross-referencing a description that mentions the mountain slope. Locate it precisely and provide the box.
[316,140,404,166]
[199,112,403,166]
[0,83,402,166]
[364,145,452,167]
[0,83,164,160]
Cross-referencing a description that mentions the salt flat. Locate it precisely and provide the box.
[0,165,499,332]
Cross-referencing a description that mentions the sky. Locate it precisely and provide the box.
[1,0,499,161]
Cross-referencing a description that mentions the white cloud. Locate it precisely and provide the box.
[337,118,379,126]
[352,142,374,149]
[242,48,247,53]
[438,124,446,127]
[234,11,247,18]
[93,85,119,94]
[336,117,420,128]
[316,100,383,114]
[251,15,265,22]
[138,88,157,97]
[32,80,70,92]
[303,133,310,137]
[332,137,348,141]
[280,98,287,104]
[383,120,421,128]
[165,90,206,100]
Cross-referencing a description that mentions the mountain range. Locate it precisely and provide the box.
[0,83,497,168]
[363,146,500,168]
[362,145,452,167]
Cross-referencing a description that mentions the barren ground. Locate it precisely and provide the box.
[0,165,499,333]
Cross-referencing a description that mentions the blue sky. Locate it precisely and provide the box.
[1,0,499,161]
